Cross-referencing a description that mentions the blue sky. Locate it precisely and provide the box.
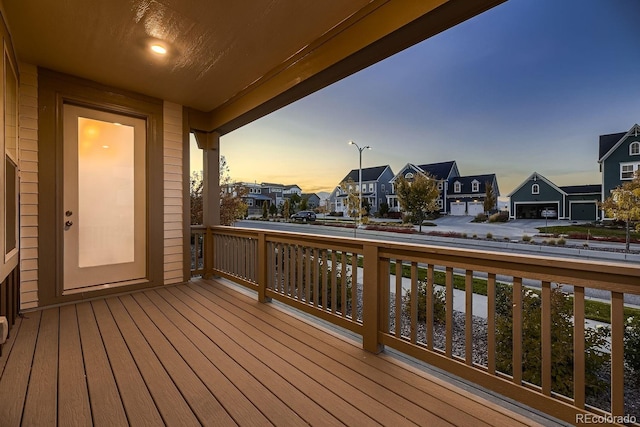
[210,0,640,197]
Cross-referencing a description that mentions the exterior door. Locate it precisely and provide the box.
[63,104,147,292]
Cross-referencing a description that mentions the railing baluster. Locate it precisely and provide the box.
[322,250,328,310]
[573,285,585,408]
[331,251,338,313]
[426,264,434,351]
[512,277,523,385]
[395,260,402,338]
[445,267,453,357]
[351,253,358,320]
[611,291,625,417]
[487,273,496,374]
[465,269,473,366]
[313,248,320,307]
[305,247,311,304]
[410,262,418,345]
[341,252,347,317]
[541,281,552,396]
[381,259,390,335]
[297,246,304,301]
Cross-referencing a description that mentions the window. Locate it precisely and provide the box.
[621,163,640,180]
[404,172,414,179]
[630,142,640,156]
[437,181,443,191]
[381,184,386,192]
[437,199,443,209]
[369,183,374,192]
[5,49,18,258]
[472,181,479,192]
[532,184,539,194]
[454,182,461,193]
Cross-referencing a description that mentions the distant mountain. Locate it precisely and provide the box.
[316,191,330,201]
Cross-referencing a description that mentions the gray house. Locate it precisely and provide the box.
[598,124,640,217]
[301,193,321,210]
[509,172,601,220]
[329,165,394,216]
[448,174,500,216]
[388,161,459,214]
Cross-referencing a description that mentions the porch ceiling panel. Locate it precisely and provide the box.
[3,0,504,133]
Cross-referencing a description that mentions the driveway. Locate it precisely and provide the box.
[428,216,582,240]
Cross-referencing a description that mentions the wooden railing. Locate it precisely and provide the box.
[191,225,640,426]
[0,266,20,357]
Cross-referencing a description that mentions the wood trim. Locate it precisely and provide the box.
[37,69,164,307]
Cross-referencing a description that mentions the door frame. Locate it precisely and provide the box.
[38,69,164,307]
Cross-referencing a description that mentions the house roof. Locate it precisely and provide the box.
[3,1,502,135]
[416,161,458,180]
[507,172,566,197]
[598,124,640,162]
[560,184,601,195]
[341,165,391,183]
[451,174,497,194]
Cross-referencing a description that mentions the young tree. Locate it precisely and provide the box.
[261,201,268,219]
[484,181,497,215]
[219,156,248,226]
[190,171,203,225]
[269,203,278,217]
[340,178,361,220]
[300,197,308,211]
[600,170,640,252]
[283,199,291,220]
[289,193,301,212]
[395,173,440,232]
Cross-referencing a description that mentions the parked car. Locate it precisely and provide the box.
[290,210,316,222]
[541,209,557,218]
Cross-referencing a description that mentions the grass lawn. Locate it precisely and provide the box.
[538,223,640,241]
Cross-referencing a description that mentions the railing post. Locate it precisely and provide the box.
[362,243,383,354]
[257,232,271,303]
[204,226,214,278]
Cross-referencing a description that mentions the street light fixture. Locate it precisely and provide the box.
[348,140,371,232]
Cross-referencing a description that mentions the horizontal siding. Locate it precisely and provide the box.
[163,102,184,285]
[19,63,38,309]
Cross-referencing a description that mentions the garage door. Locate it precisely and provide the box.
[450,202,466,216]
[570,202,597,221]
[467,202,484,217]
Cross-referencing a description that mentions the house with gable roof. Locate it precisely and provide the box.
[597,124,640,211]
[329,165,394,216]
[508,172,601,220]
[448,174,500,216]
[387,161,459,214]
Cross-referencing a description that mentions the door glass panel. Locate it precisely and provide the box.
[77,117,135,267]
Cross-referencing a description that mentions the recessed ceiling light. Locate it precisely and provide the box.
[150,44,167,55]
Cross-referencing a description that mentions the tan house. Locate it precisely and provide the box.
[0,1,638,426]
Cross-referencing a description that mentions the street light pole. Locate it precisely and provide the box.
[348,140,371,233]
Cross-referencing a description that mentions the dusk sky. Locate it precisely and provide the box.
[196,0,640,198]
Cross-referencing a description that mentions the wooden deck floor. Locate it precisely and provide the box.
[0,278,554,426]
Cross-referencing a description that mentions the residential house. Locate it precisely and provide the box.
[260,182,286,208]
[329,165,394,216]
[301,193,321,210]
[508,172,601,220]
[448,174,500,216]
[387,161,460,214]
[598,124,640,217]
[283,184,302,197]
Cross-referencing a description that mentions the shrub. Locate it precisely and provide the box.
[495,285,610,397]
[522,234,532,242]
[472,234,478,239]
[486,232,493,239]
[547,239,556,245]
[488,211,509,223]
[625,316,640,375]
[404,280,446,325]
[473,213,488,223]
[557,237,566,245]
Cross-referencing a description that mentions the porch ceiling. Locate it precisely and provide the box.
[3,0,504,134]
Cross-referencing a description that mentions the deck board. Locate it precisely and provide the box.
[76,302,128,427]
[0,279,553,427]
[22,308,59,426]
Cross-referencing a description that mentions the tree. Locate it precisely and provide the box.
[340,178,361,220]
[300,197,308,211]
[269,203,278,217]
[190,171,203,225]
[395,173,440,232]
[283,199,291,220]
[484,181,497,215]
[219,156,248,226]
[289,193,301,212]
[261,202,268,219]
[600,170,640,252]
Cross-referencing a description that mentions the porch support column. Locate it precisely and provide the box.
[193,131,221,226]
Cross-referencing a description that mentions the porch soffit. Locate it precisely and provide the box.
[3,0,504,134]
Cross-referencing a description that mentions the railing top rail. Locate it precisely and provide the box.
[203,225,640,293]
